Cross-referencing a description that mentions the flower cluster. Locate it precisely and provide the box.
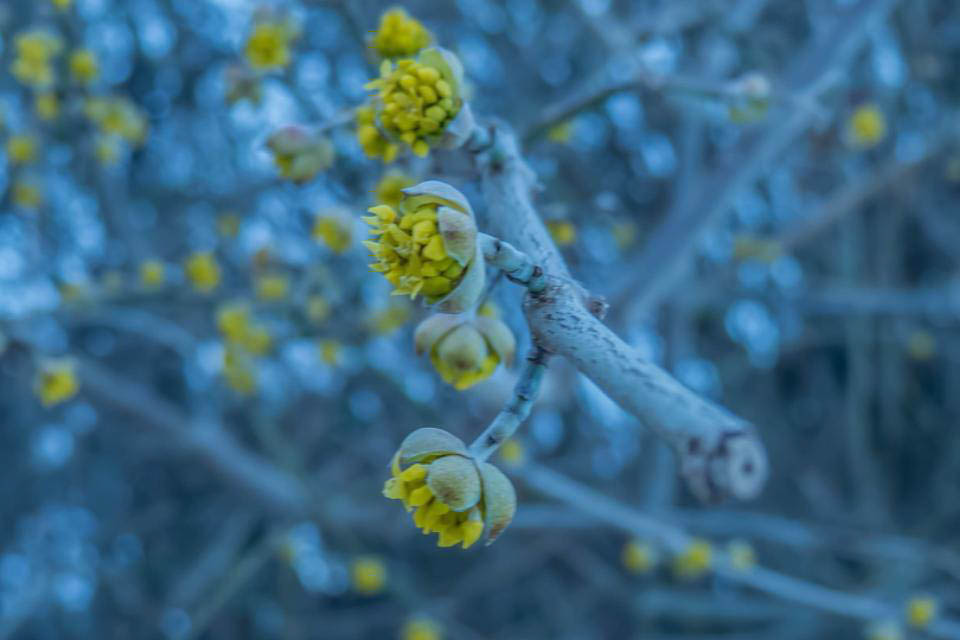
[364,48,473,158]
[10,30,63,89]
[216,302,273,395]
[84,96,149,147]
[370,8,432,59]
[672,538,713,580]
[383,428,516,549]
[355,105,400,163]
[363,181,484,312]
[313,209,354,253]
[184,252,221,293]
[68,49,99,86]
[244,16,298,71]
[414,313,515,390]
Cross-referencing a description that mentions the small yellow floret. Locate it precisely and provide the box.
[401,616,442,640]
[673,538,713,580]
[726,539,756,571]
[69,49,99,85]
[905,595,937,628]
[375,171,415,208]
[255,273,290,301]
[847,104,887,149]
[498,439,526,467]
[245,22,292,70]
[7,135,38,166]
[12,180,44,210]
[139,260,165,288]
[622,539,657,574]
[547,220,576,247]
[350,556,387,595]
[370,8,432,59]
[313,216,353,253]
[184,252,221,293]
[34,359,79,407]
[34,93,60,121]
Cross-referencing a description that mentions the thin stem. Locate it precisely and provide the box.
[469,346,549,461]
[478,233,547,294]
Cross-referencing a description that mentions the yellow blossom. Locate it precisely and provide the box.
[905,595,938,629]
[384,428,516,549]
[355,105,400,164]
[350,556,387,595]
[414,314,515,391]
[318,339,341,365]
[313,213,353,253]
[34,93,60,121]
[12,180,44,210]
[622,539,658,574]
[305,295,331,324]
[255,273,290,301]
[547,121,573,143]
[6,134,38,166]
[11,30,63,89]
[223,347,257,395]
[906,330,936,361]
[364,48,467,158]
[673,538,713,580]
[847,103,887,149]
[217,302,252,344]
[401,616,442,640]
[547,220,576,246]
[84,96,148,146]
[244,325,273,356]
[184,252,221,293]
[726,539,756,571]
[370,8,432,59]
[498,438,526,467]
[69,49,99,85]
[52,0,73,9]
[245,22,292,71]
[375,171,415,208]
[363,181,484,311]
[139,260,165,288]
[34,358,79,407]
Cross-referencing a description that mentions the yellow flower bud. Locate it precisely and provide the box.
[255,272,290,301]
[375,171,416,208]
[414,314,515,391]
[370,8,432,59]
[673,538,713,580]
[12,179,44,210]
[350,555,387,595]
[383,428,517,549]
[184,252,221,293]
[139,260,166,288]
[313,211,353,253]
[846,103,887,150]
[245,21,292,70]
[266,126,334,184]
[401,616,442,640]
[6,134,38,166]
[364,181,484,312]
[34,358,79,407]
[69,49,99,85]
[546,220,576,247]
[622,539,658,574]
[726,539,756,571]
[34,93,60,121]
[905,595,937,628]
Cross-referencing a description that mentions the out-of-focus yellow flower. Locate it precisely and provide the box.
[726,539,756,571]
[244,325,272,356]
[905,595,938,629]
[52,0,73,10]
[85,96,148,146]
[622,539,658,574]
[223,346,257,395]
[375,171,415,208]
[34,358,79,407]
[498,438,526,467]
[255,272,290,301]
[846,103,887,150]
[94,135,122,166]
[364,48,470,157]
[350,556,387,595]
[355,104,399,164]
[266,126,334,184]
[906,330,936,361]
[673,538,713,580]
[865,620,903,640]
[318,339,341,366]
[547,121,572,143]
[366,303,410,335]
[245,21,293,71]
[184,251,221,293]
[370,8,432,59]
[217,302,252,343]
[217,212,241,238]
[139,260,165,288]
[6,134,38,166]
[12,179,44,210]
[313,213,353,253]
[11,30,63,89]
[414,314,515,391]
[34,93,60,121]
[400,616,442,640]
[547,220,576,246]
[383,428,517,549]
[69,49,99,85]
[733,234,781,263]
[305,295,331,324]
[364,181,484,312]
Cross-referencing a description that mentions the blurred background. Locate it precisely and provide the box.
[1,0,959,638]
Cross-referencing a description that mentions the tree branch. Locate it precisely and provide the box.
[472,124,767,502]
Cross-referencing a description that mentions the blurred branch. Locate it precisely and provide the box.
[610,0,902,317]
[78,358,314,517]
[519,464,960,638]
[473,123,768,502]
